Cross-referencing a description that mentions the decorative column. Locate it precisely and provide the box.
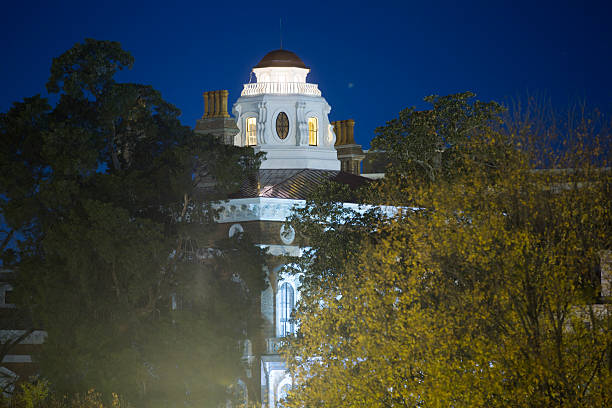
[208,92,215,117]
[296,101,307,145]
[221,90,230,117]
[334,121,342,146]
[213,91,220,117]
[257,101,267,145]
[202,92,209,118]
[346,119,355,144]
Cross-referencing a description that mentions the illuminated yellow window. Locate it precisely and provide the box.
[246,117,257,146]
[308,117,318,146]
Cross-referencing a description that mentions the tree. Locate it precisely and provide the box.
[370,92,505,185]
[0,39,265,407]
[0,379,131,407]
[282,96,612,407]
[284,93,513,302]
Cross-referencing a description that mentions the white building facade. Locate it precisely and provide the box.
[232,49,340,171]
[196,49,371,407]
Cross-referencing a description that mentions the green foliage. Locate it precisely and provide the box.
[46,38,134,99]
[283,95,612,407]
[17,381,49,408]
[0,380,131,408]
[371,91,506,184]
[0,39,265,407]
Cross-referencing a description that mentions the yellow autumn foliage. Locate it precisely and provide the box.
[282,114,611,407]
[0,381,130,408]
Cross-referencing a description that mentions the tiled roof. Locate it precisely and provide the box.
[229,169,370,200]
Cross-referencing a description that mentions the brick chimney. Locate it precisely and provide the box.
[195,90,237,145]
[332,119,365,175]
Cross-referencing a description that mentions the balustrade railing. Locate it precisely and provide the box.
[242,82,321,96]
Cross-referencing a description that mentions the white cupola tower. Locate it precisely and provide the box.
[232,49,340,170]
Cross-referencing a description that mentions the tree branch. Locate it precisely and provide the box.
[0,230,15,253]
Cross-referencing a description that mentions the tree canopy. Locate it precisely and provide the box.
[370,92,506,185]
[282,94,612,407]
[0,39,265,407]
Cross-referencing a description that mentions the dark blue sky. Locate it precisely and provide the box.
[1,0,611,148]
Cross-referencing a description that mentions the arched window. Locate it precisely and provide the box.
[246,117,257,146]
[278,282,295,337]
[308,117,318,146]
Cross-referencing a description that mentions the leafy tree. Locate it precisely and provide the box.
[0,380,131,407]
[370,92,506,185]
[282,97,611,407]
[0,39,265,407]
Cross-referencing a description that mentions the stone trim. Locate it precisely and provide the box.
[214,197,398,223]
[257,244,302,257]
[215,198,306,223]
[0,330,47,345]
[1,355,32,363]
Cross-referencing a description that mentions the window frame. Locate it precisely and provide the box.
[277,282,295,337]
[308,117,318,146]
[276,112,289,140]
[246,117,257,146]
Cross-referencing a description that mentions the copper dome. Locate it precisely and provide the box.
[254,49,309,69]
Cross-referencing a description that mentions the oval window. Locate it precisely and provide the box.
[276,112,289,140]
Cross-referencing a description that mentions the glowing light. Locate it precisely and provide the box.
[246,117,257,146]
[308,117,318,146]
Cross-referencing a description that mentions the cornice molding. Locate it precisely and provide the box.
[214,197,398,223]
[215,198,306,223]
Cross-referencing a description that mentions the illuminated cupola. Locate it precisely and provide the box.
[232,49,340,170]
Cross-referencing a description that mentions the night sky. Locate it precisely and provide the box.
[1,0,611,148]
